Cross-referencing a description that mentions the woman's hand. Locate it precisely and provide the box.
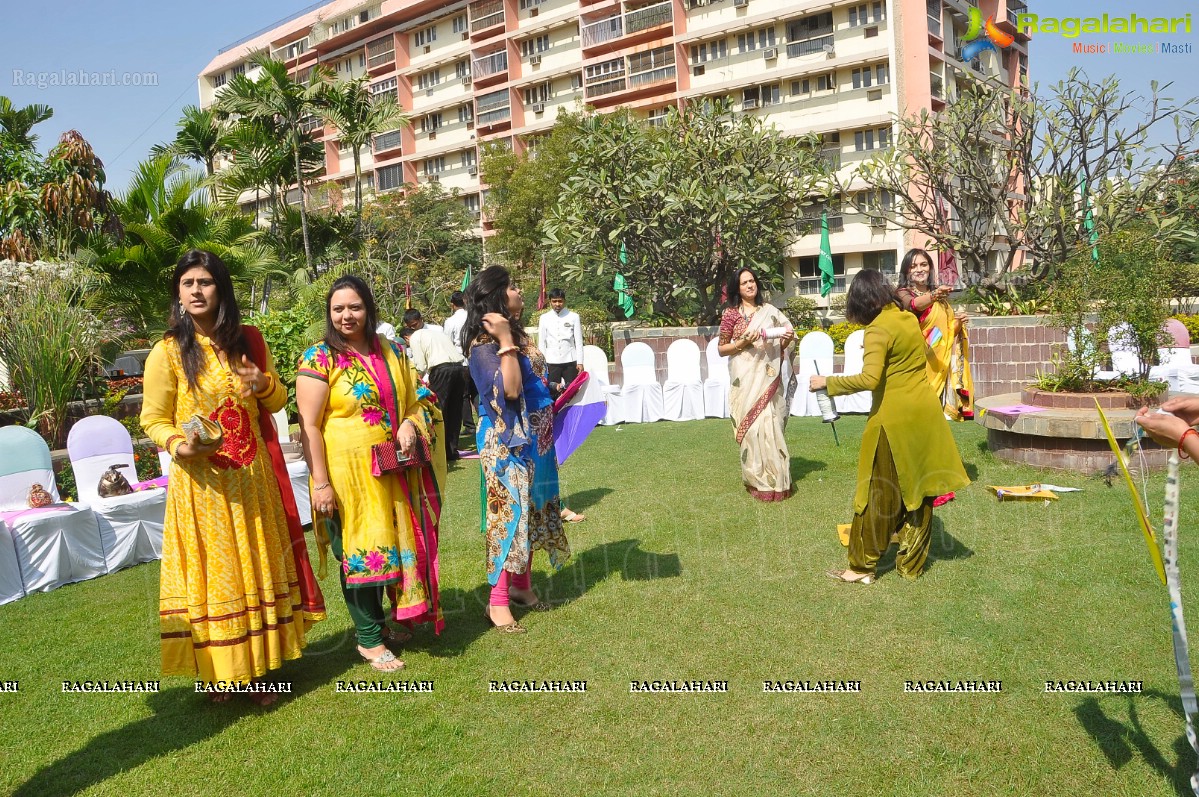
[1135,407,1192,448]
[313,483,338,516]
[175,432,221,460]
[481,313,514,347]
[397,419,417,458]
[236,355,264,399]
[809,375,827,391]
[933,285,952,302]
[780,328,797,347]
[1160,396,1199,427]
[736,333,757,352]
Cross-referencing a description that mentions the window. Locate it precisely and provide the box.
[520,35,550,57]
[628,46,674,74]
[367,36,395,68]
[464,193,481,213]
[795,254,846,294]
[456,59,470,80]
[231,63,245,78]
[370,77,398,99]
[424,156,446,175]
[862,250,898,273]
[690,39,728,64]
[793,72,836,94]
[417,69,441,90]
[461,149,477,168]
[853,126,891,151]
[787,12,833,40]
[213,72,227,88]
[520,0,544,8]
[452,14,467,33]
[851,67,872,89]
[376,164,404,191]
[338,138,354,152]
[742,84,780,108]
[647,107,670,127]
[358,52,366,68]
[373,129,402,151]
[876,64,890,85]
[458,104,474,123]
[848,2,885,26]
[414,25,438,48]
[736,27,776,54]
[420,113,444,132]
[524,83,551,104]
[585,58,624,83]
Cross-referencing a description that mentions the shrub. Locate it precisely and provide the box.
[783,296,819,330]
[250,306,312,418]
[1172,314,1199,344]
[826,321,865,353]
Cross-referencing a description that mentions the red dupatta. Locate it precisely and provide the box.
[243,325,327,622]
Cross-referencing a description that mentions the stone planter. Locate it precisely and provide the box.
[976,388,1169,474]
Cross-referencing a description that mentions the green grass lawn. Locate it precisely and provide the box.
[1,416,1197,796]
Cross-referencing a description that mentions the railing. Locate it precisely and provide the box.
[819,149,841,170]
[366,38,395,68]
[625,1,672,35]
[373,130,402,152]
[473,51,509,79]
[476,90,510,114]
[585,77,627,98]
[582,16,623,48]
[795,276,846,295]
[470,0,505,31]
[787,35,833,58]
[928,15,941,36]
[629,65,675,89]
[478,107,512,126]
[799,213,844,233]
[1007,3,1025,27]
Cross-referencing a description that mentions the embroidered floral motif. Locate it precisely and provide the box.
[530,405,553,456]
[208,397,257,470]
[363,407,384,426]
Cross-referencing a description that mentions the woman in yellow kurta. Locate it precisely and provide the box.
[896,248,974,421]
[296,275,445,672]
[810,269,969,584]
[142,250,324,700]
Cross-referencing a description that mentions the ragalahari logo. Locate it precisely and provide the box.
[961,7,1016,61]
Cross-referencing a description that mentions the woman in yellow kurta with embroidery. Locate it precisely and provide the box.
[896,248,974,421]
[142,250,324,702]
[810,269,969,584]
[297,275,446,672]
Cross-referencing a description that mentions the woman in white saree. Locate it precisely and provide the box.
[717,268,797,502]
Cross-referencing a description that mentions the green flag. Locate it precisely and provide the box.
[818,210,835,297]
[1080,176,1099,264]
[614,242,634,319]
[460,264,472,292]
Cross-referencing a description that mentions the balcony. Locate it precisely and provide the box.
[629,65,676,89]
[366,37,395,69]
[469,0,505,33]
[473,50,509,80]
[476,90,511,128]
[271,37,309,62]
[582,16,622,48]
[819,149,841,170]
[999,2,1029,37]
[586,76,627,98]
[625,1,672,35]
[787,35,833,58]
[372,129,403,153]
[928,15,941,38]
[930,73,944,100]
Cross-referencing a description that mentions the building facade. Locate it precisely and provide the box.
[199,0,1029,294]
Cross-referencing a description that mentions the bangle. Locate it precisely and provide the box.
[1180,428,1199,460]
[313,482,331,491]
[497,345,519,356]
[253,375,272,395]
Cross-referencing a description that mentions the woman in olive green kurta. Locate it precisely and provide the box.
[810,269,969,583]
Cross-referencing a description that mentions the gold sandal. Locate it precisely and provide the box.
[483,608,527,634]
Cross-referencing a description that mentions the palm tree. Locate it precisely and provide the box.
[216,55,332,274]
[152,105,225,203]
[0,96,53,149]
[318,75,407,225]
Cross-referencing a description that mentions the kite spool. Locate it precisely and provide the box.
[813,386,839,423]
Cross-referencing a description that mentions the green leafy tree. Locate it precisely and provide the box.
[0,96,53,150]
[318,75,407,223]
[152,105,225,203]
[542,100,829,323]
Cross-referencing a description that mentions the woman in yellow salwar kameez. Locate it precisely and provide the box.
[896,248,974,421]
[142,250,325,703]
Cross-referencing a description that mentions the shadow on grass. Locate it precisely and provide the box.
[964,461,980,480]
[13,649,358,797]
[562,487,614,513]
[789,456,827,483]
[875,517,974,578]
[1074,689,1196,796]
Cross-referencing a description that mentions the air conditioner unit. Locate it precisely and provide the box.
[741,97,759,110]
[733,0,748,7]
[530,102,545,113]
[424,44,432,54]
[466,120,475,129]
[823,43,836,57]
[529,6,539,16]
[462,76,472,86]
[866,87,882,100]
[462,31,470,40]
[530,54,542,66]
[428,174,440,183]
[468,165,478,175]
[426,88,434,96]
[692,64,705,76]
[428,130,437,140]
[359,10,370,23]
[763,47,778,60]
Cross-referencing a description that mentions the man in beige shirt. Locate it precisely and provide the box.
[402,308,467,461]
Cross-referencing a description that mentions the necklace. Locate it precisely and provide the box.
[739,304,757,321]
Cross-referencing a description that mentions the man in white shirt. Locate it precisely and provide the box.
[537,288,584,395]
[402,308,467,461]
[442,291,476,436]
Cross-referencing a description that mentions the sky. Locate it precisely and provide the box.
[2,0,1197,192]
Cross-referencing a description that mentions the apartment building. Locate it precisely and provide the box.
[198,0,1030,294]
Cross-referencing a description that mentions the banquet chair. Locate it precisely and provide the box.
[583,344,623,427]
[613,342,664,423]
[702,338,731,418]
[67,415,165,570]
[834,329,872,413]
[274,409,312,527]
[662,340,704,422]
[793,331,835,417]
[0,425,105,593]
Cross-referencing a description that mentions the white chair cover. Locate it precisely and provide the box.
[613,342,664,423]
[662,339,704,421]
[834,329,872,413]
[702,338,731,418]
[583,344,623,427]
[0,426,105,593]
[67,416,165,571]
[287,459,313,527]
[1095,323,1139,380]
[793,331,835,416]
[0,521,25,605]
